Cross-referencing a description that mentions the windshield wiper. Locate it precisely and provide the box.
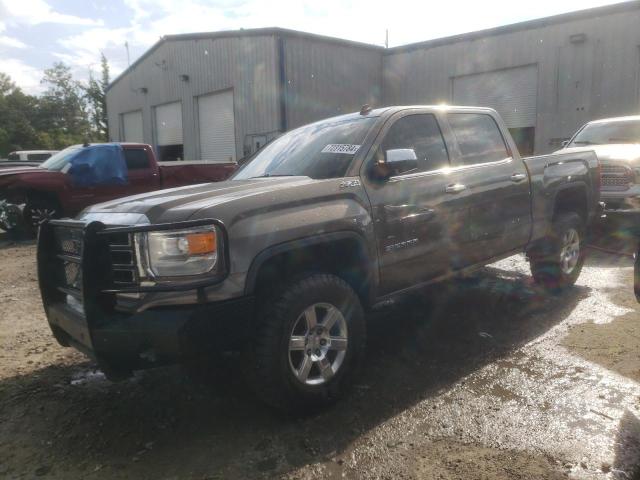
[571,140,599,146]
[249,174,299,179]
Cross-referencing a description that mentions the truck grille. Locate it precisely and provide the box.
[51,226,140,301]
[601,164,634,191]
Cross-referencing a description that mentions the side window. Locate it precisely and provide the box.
[124,149,151,170]
[27,153,52,161]
[380,114,449,175]
[447,113,509,166]
[7,153,19,161]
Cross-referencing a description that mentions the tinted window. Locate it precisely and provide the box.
[380,114,449,174]
[124,149,151,169]
[448,113,509,166]
[7,153,19,161]
[27,153,53,161]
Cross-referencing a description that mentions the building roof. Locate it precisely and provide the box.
[106,27,384,92]
[387,0,640,54]
[107,1,640,92]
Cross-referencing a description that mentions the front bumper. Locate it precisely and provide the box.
[38,219,253,377]
[46,296,254,376]
[602,185,640,213]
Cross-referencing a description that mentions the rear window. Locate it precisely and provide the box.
[124,149,151,170]
[448,113,510,166]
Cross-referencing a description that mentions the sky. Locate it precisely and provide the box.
[0,0,632,94]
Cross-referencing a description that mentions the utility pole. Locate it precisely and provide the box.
[125,41,131,67]
[385,29,389,49]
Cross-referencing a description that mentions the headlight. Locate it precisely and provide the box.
[136,225,219,278]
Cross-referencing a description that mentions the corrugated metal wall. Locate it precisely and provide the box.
[383,9,640,154]
[107,35,280,160]
[282,36,383,129]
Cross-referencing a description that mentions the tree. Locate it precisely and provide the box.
[0,73,45,155]
[38,62,91,144]
[85,53,109,141]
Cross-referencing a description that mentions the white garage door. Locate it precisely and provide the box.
[453,65,538,128]
[122,110,143,143]
[198,90,236,163]
[155,102,183,146]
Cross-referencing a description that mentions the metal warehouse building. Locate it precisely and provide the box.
[106,1,640,161]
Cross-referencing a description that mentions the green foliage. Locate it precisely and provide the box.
[0,56,111,157]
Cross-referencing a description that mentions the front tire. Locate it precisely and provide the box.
[530,212,586,292]
[245,274,366,412]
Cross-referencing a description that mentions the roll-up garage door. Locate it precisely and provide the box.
[452,65,538,128]
[122,110,143,142]
[155,102,183,146]
[198,90,236,163]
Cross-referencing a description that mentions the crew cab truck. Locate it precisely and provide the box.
[559,115,640,216]
[38,106,600,411]
[0,143,236,233]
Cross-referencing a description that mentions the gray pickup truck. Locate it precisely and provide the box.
[38,106,601,410]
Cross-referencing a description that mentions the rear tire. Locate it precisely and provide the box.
[245,274,366,413]
[530,212,586,292]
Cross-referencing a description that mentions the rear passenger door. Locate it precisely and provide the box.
[363,111,454,295]
[444,112,532,268]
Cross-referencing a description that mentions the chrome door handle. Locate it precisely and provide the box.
[510,173,527,182]
[445,183,467,193]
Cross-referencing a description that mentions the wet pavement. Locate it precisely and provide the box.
[0,233,638,479]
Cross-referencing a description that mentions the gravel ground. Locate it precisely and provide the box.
[0,230,639,479]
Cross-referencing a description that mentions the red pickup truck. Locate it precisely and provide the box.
[0,143,236,233]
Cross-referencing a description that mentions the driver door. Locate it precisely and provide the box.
[362,111,455,295]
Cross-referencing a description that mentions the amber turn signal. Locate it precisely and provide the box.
[186,232,217,255]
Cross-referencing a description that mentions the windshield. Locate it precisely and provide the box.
[569,120,640,146]
[40,145,83,171]
[232,117,376,180]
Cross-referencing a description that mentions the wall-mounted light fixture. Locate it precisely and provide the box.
[179,74,190,82]
[138,87,148,94]
[569,33,587,44]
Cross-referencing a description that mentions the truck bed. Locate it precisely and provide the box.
[523,150,600,243]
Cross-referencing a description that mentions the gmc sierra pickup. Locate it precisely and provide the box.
[38,106,601,410]
[0,143,236,233]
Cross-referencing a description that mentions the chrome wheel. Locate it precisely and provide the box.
[27,206,56,227]
[560,228,580,275]
[288,302,348,386]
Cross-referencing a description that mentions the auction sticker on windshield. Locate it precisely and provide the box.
[321,144,361,154]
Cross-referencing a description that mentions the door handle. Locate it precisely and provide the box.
[445,183,466,194]
[510,173,527,182]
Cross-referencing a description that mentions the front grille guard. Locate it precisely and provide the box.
[38,218,229,309]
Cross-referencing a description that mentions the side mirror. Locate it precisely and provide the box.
[373,148,418,179]
[561,140,570,148]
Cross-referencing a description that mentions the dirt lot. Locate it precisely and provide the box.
[0,231,639,480]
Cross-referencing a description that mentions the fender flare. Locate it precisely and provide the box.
[244,230,379,300]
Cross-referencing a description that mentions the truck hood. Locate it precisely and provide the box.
[80,176,324,224]
[557,144,640,165]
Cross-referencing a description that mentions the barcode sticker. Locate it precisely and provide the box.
[321,144,361,155]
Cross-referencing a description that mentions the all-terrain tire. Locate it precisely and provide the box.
[245,274,366,412]
[530,212,586,292]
